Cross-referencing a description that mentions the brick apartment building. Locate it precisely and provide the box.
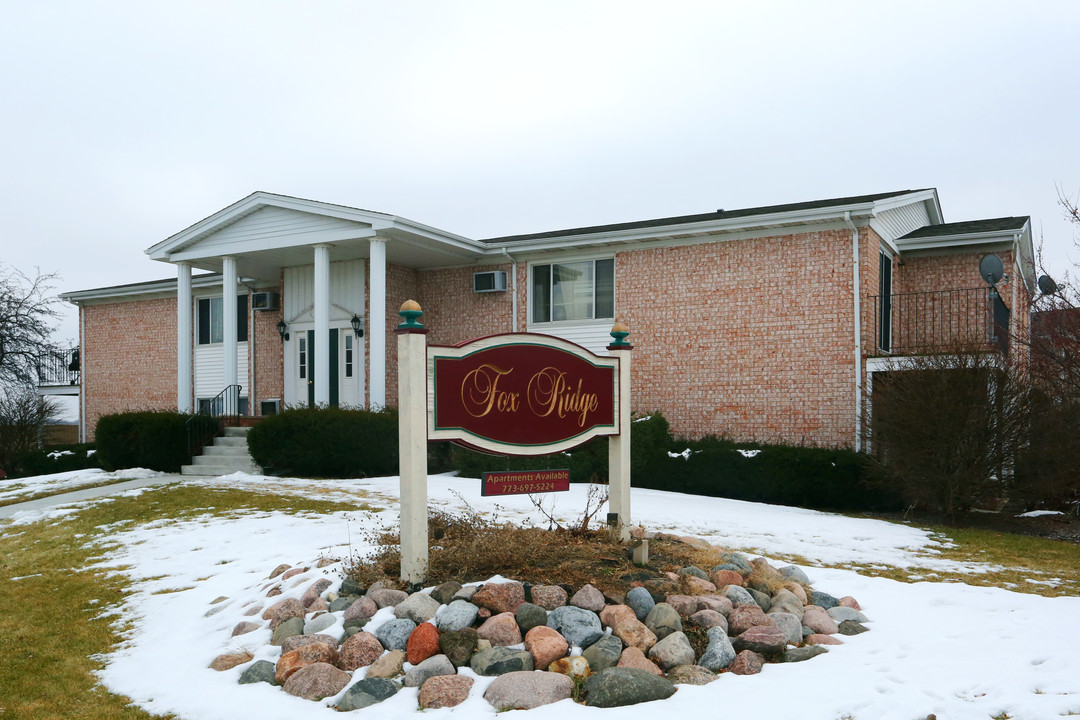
[60,188,1035,451]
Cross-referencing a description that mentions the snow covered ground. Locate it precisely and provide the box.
[8,472,1080,719]
[0,467,162,504]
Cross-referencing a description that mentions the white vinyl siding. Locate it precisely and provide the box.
[194,342,249,399]
[196,206,367,253]
[870,203,932,244]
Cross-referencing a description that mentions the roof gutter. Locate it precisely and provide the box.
[844,211,864,452]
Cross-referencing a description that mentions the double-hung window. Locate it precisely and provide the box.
[531,259,614,324]
[197,295,249,345]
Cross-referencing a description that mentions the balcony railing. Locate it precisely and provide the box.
[36,347,80,387]
[868,287,1010,356]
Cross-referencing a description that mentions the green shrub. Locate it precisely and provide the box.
[247,406,398,478]
[95,411,204,473]
[11,443,100,478]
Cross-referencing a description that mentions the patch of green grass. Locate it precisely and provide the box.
[0,484,365,719]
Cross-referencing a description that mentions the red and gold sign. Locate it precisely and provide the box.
[482,469,571,496]
[428,334,620,455]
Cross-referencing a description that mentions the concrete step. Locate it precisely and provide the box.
[186,424,261,476]
[214,436,248,447]
[223,426,251,437]
[181,462,260,476]
[203,445,252,457]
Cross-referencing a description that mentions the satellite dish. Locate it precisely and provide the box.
[979,253,1004,285]
[1038,274,1059,295]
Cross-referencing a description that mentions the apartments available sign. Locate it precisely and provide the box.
[428,334,620,455]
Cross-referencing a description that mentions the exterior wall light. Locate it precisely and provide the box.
[276,320,289,342]
[350,314,364,338]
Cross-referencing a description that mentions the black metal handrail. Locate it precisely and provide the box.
[869,287,1010,356]
[185,384,241,461]
[36,347,80,386]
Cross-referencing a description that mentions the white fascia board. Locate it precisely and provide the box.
[146,192,397,260]
[385,216,488,254]
[895,230,1022,253]
[60,274,263,304]
[163,226,378,263]
[480,204,880,254]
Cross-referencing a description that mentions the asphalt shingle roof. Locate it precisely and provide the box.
[900,217,1029,240]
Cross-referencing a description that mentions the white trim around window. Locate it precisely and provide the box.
[528,255,615,326]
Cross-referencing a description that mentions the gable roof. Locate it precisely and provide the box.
[481,190,933,244]
[899,216,1030,240]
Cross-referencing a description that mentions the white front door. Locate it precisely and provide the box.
[284,327,364,408]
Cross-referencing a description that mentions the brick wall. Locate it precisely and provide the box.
[418,264,515,344]
[253,284,284,412]
[82,296,178,440]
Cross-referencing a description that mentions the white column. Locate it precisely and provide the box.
[368,237,387,408]
[397,301,428,585]
[176,262,193,413]
[222,256,238,394]
[607,327,633,542]
[314,244,331,406]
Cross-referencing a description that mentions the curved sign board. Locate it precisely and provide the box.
[428,333,620,455]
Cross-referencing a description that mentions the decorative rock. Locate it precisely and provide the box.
[515,602,548,634]
[281,567,307,581]
[303,613,337,636]
[265,585,282,598]
[839,595,862,610]
[612,617,657,653]
[783,645,828,663]
[368,588,408,609]
[395,591,442,624]
[271,617,305,646]
[301,578,331,608]
[827,606,869,624]
[210,652,252,671]
[282,662,350,701]
[477,611,522,646]
[719,552,752,574]
[238,659,277,685]
[407,622,442,664]
[281,633,339,654]
[437,599,479,632]
[685,576,718,594]
[768,612,804,645]
[337,677,398,711]
[728,604,774,635]
[729,649,764,675]
[276,642,338,685]
[470,646,534,676]
[838,619,869,636]
[340,577,364,596]
[769,589,805,620]
[664,594,699,618]
[548,655,591,680]
[231,621,261,637]
[337,631,383,671]
[343,595,378,621]
[648,631,695,670]
[439,627,479,667]
[329,596,355,613]
[599,604,637,629]
[485,670,574,710]
[342,616,369,632]
[807,633,844,646]
[308,598,328,613]
[451,584,479,602]
[268,563,290,579]
[689,609,727,632]
[525,625,568,669]
[644,603,682,640]
[375,618,417,651]
[667,664,718,685]
[243,605,262,617]
[472,581,527,614]
[582,633,623,672]
[733,624,786,655]
[723,585,758,608]
[584,667,676,707]
[782,581,808,604]
[267,598,305,629]
[366,649,406,679]
[709,568,745,589]
[404,653,456,687]
[571,584,606,613]
[801,605,840,635]
[779,565,811,584]
[698,626,736,671]
[677,565,708,580]
[430,581,462,606]
[616,646,663,676]
[547,605,604,648]
[809,589,840,609]
[625,586,656,621]
[418,674,474,709]
[696,595,733,616]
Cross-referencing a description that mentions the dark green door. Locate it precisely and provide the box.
[306,330,340,408]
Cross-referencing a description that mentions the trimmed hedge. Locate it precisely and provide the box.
[10,443,100,479]
[95,411,205,473]
[247,406,398,478]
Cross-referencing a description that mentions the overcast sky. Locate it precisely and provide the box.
[3,1,1079,345]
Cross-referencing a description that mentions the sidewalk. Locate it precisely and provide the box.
[0,474,185,521]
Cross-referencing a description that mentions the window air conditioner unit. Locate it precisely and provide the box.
[260,399,281,416]
[473,270,508,293]
[251,292,280,311]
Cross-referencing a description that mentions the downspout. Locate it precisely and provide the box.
[501,248,518,333]
[844,211,863,452]
[79,305,86,444]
